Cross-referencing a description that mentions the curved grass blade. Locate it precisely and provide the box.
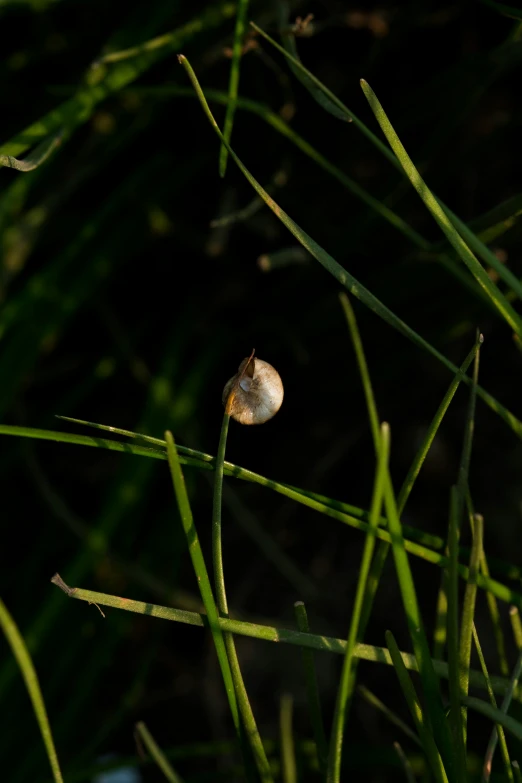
[357,685,421,748]
[386,631,448,783]
[0,598,64,783]
[472,626,514,783]
[327,423,389,783]
[394,742,416,783]
[135,722,185,783]
[50,575,522,701]
[464,696,522,741]
[163,431,243,750]
[360,79,522,336]
[483,650,522,781]
[280,693,297,783]
[294,602,328,776]
[0,130,63,172]
[219,0,249,176]
[177,54,522,441]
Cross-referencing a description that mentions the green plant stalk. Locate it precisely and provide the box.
[510,607,522,650]
[327,423,389,783]
[447,488,466,778]
[460,516,483,745]
[219,0,249,176]
[394,742,416,783]
[163,432,242,742]
[386,631,448,783]
[212,395,274,781]
[0,598,64,783]
[382,468,455,778]
[483,651,522,781]
[176,52,522,442]
[357,685,421,748]
[50,575,522,699]
[360,79,522,336]
[280,694,297,783]
[250,21,522,303]
[514,762,522,783]
[472,626,514,783]
[135,722,184,783]
[294,601,328,776]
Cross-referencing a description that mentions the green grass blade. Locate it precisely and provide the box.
[472,626,514,783]
[327,423,389,783]
[382,457,455,777]
[386,631,448,783]
[464,696,522,741]
[294,601,328,776]
[219,0,249,176]
[212,401,274,782]
[483,651,522,780]
[360,79,522,336]
[459,515,483,744]
[514,761,522,782]
[280,693,297,783]
[135,722,185,783]
[447,487,466,778]
[163,431,242,744]
[0,129,63,172]
[50,575,521,701]
[177,53,522,441]
[357,685,421,748]
[0,598,64,783]
[393,742,416,783]
[510,606,522,650]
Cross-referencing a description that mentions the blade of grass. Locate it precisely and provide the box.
[0,598,64,783]
[447,488,466,778]
[360,79,522,336]
[514,761,522,782]
[386,631,448,783]
[510,607,522,650]
[219,0,249,176]
[483,650,522,781]
[394,742,416,783]
[135,722,185,783]
[50,574,522,700]
[472,626,514,783]
[163,431,243,751]
[294,601,328,776]
[464,696,522,741]
[0,130,63,172]
[177,53,522,442]
[251,21,522,303]
[460,515,483,745]
[213,362,274,783]
[357,685,422,748]
[327,422,389,783]
[280,693,297,783]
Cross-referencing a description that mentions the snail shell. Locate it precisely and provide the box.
[223,357,284,425]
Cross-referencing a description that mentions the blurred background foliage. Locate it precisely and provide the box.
[1,0,522,780]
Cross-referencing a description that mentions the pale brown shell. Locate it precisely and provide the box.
[223,357,284,425]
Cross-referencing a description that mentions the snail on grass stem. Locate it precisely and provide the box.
[223,350,284,425]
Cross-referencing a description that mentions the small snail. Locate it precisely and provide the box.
[223,355,284,425]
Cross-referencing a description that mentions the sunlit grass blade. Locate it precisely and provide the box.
[386,631,448,783]
[382,456,455,777]
[357,685,421,748]
[163,431,242,749]
[472,625,514,783]
[327,423,389,783]
[280,693,297,783]
[459,514,483,745]
[219,0,249,176]
[0,598,64,783]
[446,488,466,777]
[50,574,522,700]
[0,129,63,172]
[294,601,328,776]
[177,52,522,442]
[483,650,522,780]
[135,722,185,783]
[360,79,522,336]
[212,379,274,782]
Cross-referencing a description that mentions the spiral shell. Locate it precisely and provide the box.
[223,357,284,425]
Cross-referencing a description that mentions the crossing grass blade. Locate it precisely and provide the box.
[219,0,249,176]
[459,515,483,745]
[483,650,522,780]
[135,722,185,783]
[357,685,421,748]
[447,487,466,779]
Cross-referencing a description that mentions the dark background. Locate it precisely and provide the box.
[1,0,522,780]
